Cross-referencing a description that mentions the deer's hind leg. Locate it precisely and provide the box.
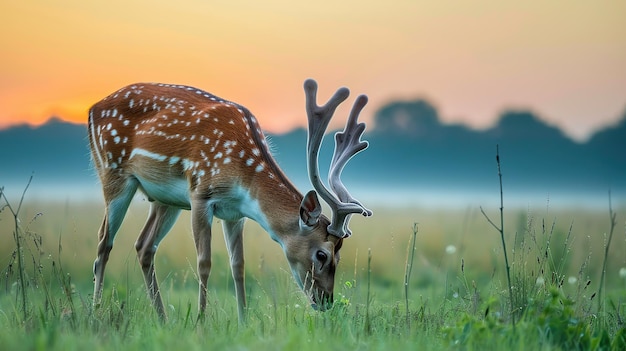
[135,201,181,320]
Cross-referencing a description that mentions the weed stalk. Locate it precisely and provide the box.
[365,248,372,335]
[404,222,418,329]
[596,191,617,318]
[480,145,515,327]
[0,175,34,321]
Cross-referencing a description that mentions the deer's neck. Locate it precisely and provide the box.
[226,167,303,245]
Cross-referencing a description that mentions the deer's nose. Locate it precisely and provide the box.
[311,293,333,311]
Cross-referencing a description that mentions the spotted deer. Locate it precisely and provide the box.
[88,79,372,322]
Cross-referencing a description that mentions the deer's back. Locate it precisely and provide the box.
[88,83,284,208]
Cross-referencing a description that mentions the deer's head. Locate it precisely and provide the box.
[283,79,372,310]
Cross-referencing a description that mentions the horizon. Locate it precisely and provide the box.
[1,1,625,142]
[2,101,624,144]
[1,86,625,144]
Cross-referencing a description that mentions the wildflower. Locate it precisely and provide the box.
[536,276,545,286]
[445,245,457,254]
[568,276,577,285]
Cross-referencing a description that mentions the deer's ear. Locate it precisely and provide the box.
[299,190,322,229]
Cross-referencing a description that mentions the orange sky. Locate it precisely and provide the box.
[1,1,625,141]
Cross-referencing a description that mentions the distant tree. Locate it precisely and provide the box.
[373,100,441,137]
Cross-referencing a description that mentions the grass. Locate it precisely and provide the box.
[1,180,626,350]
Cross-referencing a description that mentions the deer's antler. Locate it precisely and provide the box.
[304,79,372,238]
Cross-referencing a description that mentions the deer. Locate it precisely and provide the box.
[87,78,372,323]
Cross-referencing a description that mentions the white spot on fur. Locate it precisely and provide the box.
[182,158,194,170]
[130,148,167,162]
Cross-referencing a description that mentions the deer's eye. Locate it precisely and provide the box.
[315,250,328,262]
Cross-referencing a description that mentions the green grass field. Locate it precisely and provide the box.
[1,192,625,350]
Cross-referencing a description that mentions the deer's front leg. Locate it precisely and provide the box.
[191,198,214,316]
[222,219,247,324]
[93,215,111,308]
[93,179,138,309]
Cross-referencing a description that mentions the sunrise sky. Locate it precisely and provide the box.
[1,1,625,141]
